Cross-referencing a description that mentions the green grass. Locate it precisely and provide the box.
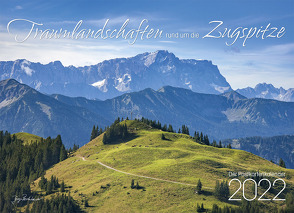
[31,120,294,212]
[13,132,43,144]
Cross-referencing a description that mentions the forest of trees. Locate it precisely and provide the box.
[102,118,128,144]
[38,175,64,195]
[90,125,103,141]
[214,180,230,200]
[29,194,82,213]
[0,131,69,212]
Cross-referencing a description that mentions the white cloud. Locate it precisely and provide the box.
[0,32,166,66]
[0,29,293,90]
[15,5,23,10]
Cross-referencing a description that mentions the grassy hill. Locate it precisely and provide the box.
[13,132,43,144]
[31,120,294,212]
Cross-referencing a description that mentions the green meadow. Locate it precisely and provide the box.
[30,120,293,212]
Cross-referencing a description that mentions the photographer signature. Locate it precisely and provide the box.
[11,194,42,205]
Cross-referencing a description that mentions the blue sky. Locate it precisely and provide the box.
[0,0,293,89]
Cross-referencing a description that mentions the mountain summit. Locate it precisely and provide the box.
[0,51,232,100]
[237,83,294,102]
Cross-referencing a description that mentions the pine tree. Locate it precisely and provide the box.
[90,125,96,141]
[161,133,165,140]
[279,158,286,168]
[196,179,202,194]
[162,124,167,131]
[214,180,221,198]
[136,182,139,189]
[131,179,135,189]
[211,204,219,213]
[102,134,107,144]
[196,203,200,212]
[60,180,65,192]
[95,125,99,137]
[84,199,89,207]
[60,145,67,161]
[39,175,47,190]
[167,124,173,132]
[200,203,204,211]
[46,181,53,195]
[99,128,103,135]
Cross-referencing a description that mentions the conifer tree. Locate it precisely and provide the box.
[196,179,202,194]
[131,179,135,189]
[90,125,96,141]
[279,158,286,168]
[60,145,67,161]
[167,124,173,132]
[60,180,65,192]
[162,124,167,131]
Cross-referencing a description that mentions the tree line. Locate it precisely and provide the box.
[28,194,82,213]
[0,131,69,212]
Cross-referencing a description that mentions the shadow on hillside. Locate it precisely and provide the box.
[105,133,139,145]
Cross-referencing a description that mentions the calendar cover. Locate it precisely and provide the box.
[0,0,293,212]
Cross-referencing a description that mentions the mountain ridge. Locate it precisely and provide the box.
[1,79,293,146]
[0,50,232,100]
[237,83,294,102]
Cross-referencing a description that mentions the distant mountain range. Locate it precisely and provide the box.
[0,50,232,100]
[237,83,294,102]
[1,79,294,146]
[223,135,294,169]
[0,79,110,146]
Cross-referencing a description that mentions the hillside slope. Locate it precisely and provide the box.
[223,135,294,169]
[13,132,43,144]
[32,120,294,212]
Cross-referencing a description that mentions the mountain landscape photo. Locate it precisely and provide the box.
[1,49,294,212]
[1,0,294,212]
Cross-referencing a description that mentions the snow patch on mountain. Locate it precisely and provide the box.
[36,101,52,120]
[115,74,132,92]
[91,79,108,92]
[0,97,18,109]
[144,51,157,67]
[222,108,248,122]
[20,60,34,76]
[211,83,231,93]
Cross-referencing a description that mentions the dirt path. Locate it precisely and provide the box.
[79,156,212,189]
